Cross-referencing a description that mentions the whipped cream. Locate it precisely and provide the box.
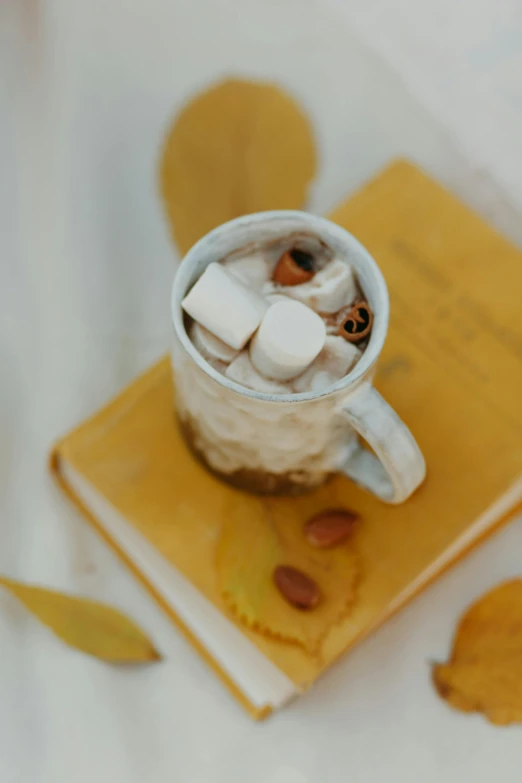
[293,336,361,393]
[264,258,357,314]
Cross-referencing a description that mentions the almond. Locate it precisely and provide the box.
[304,508,359,548]
[273,565,320,610]
[272,249,315,286]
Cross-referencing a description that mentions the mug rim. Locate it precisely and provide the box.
[171,210,389,403]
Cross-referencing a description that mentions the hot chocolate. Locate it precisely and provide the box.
[172,212,424,500]
[182,233,372,395]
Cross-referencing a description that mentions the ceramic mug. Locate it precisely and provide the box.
[171,211,426,502]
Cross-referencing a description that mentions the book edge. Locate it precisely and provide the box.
[321,483,522,679]
[49,444,275,721]
[50,413,522,714]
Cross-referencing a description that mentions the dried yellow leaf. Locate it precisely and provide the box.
[216,485,360,657]
[0,576,161,663]
[160,78,317,255]
[433,580,522,725]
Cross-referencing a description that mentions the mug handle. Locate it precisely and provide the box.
[339,383,426,504]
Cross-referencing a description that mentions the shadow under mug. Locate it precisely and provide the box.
[171,211,426,503]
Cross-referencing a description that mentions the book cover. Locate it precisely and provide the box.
[51,160,522,717]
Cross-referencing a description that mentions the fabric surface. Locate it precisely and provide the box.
[1,1,522,782]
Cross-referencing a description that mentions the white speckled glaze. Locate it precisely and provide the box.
[171,211,426,502]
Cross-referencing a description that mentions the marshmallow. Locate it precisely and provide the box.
[250,300,326,381]
[293,336,361,393]
[225,351,290,395]
[222,251,270,291]
[265,292,292,306]
[190,322,239,364]
[280,259,358,314]
[182,263,268,350]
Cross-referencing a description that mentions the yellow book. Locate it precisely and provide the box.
[51,161,522,719]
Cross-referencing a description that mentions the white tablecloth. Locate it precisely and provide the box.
[1,1,521,781]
